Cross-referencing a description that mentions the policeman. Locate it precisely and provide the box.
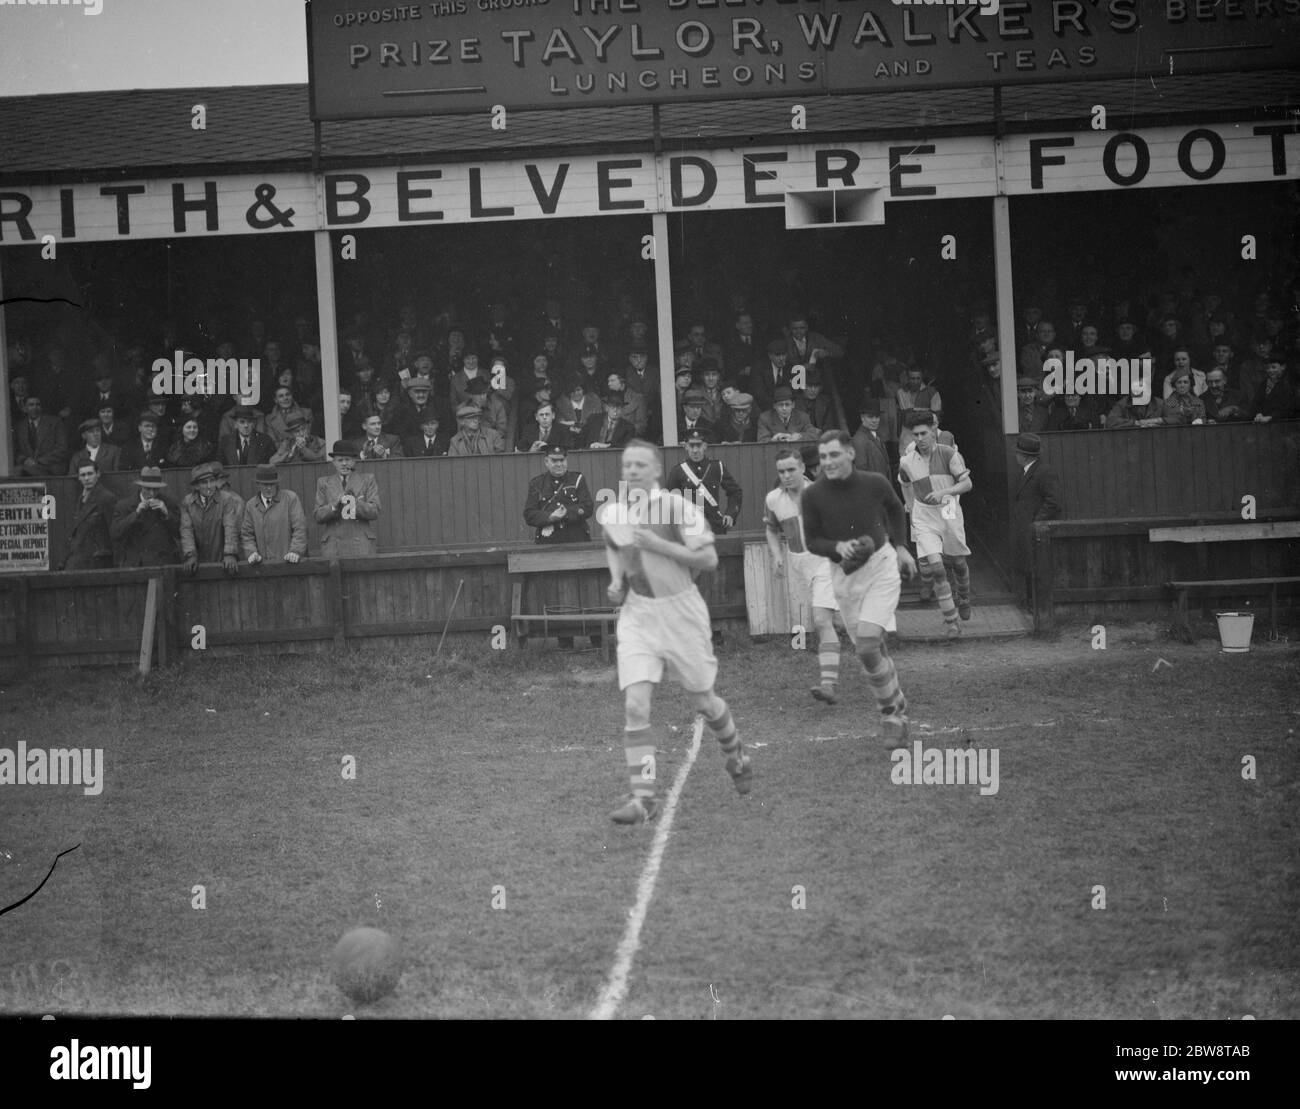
[664,430,743,535]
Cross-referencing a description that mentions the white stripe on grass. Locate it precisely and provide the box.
[589,714,705,1021]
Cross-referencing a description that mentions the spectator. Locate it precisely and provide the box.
[1104,384,1165,429]
[556,381,600,435]
[851,398,891,477]
[404,412,451,457]
[1235,333,1274,401]
[96,400,130,447]
[398,375,442,435]
[265,384,315,443]
[270,414,328,464]
[450,349,485,410]
[110,466,181,567]
[1018,320,1056,377]
[14,395,71,476]
[758,385,819,442]
[665,429,742,534]
[1151,314,1184,375]
[1250,357,1297,422]
[60,460,116,570]
[118,411,171,472]
[356,413,404,460]
[1161,348,1206,399]
[464,376,509,439]
[696,362,727,428]
[671,360,696,429]
[795,367,835,432]
[86,364,128,426]
[1110,317,1148,360]
[217,396,270,442]
[177,394,221,446]
[605,372,645,437]
[569,343,605,394]
[1160,370,1207,425]
[523,444,593,545]
[1061,295,1090,348]
[516,400,572,453]
[680,321,725,375]
[1014,377,1052,434]
[717,392,758,444]
[722,312,760,393]
[1009,433,1061,607]
[241,464,308,565]
[218,405,276,467]
[783,313,843,373]
[678,388,718,443]
[1047,391,1099,431]
[1077,323,1109,362]
[68,418,121,476]
[580,390,636,450]
[141,395,177,454]
[448,403,504,455]
[1202,369,1249,423]
[314,441,381,557]
[165,417,216,469]
[753,338,793,411]
[897,368,944,453]
[180,461,241,575]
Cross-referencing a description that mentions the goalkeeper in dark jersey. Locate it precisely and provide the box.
[802,429,917,743]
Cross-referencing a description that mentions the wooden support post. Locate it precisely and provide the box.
[329,559,347,650]
[1033,524,1055,634]
[139,576,160,676]
[158,567,178,668]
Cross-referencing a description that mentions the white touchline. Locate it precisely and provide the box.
[589,714,705,1021]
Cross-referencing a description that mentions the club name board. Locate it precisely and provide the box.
[0,124,1295,244]
[307,0,1300,119]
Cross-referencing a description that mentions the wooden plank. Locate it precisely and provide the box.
[1167,577,1300,589]
[1032,522,1054,632]
[138,576,160,676]
[329,559,346,647]
[743,541,789,636]
[1148,522,1300,543]
[507,547,610,573]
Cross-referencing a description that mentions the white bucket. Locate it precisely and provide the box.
[1216,612,1255,653]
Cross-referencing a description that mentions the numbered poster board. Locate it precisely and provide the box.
[0,484,50,573]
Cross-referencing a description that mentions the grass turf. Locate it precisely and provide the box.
[0,625,1295,1019]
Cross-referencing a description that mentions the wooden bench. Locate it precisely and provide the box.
[1151,520,1300,638]
[507,546,618,659]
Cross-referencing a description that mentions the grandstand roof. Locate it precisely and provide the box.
[0,70,1294,184]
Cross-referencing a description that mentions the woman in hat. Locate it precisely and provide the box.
[166,417,216,469]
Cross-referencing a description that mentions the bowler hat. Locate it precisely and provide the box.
[329,440,360,458]
[1015,433,1042,456]
[860,398,881,416]
[254,464,280,484]
[133,466,167,489]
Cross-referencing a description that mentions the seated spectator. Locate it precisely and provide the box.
[1109,317,1148,361]
[264,383,317,446]
[270,414,328,464]
[1046,391,1098,431]
[518,378,556,432]
[448,403,504,455]
[672,357,696,416]
[241,465,307,566]
[218,405,276,467]
[605,371,645,436]
[1104,386,1165,429]
[68,417,121,476]
[795,367,835,431]
[449,349,485,411]
[1018,320,1056,377]
[179,461,241,574]
[119,411,170,471]
[141,396,177,454]
[717,392,758,444]
[1076,323,1109,362]
[177,395,221,445]
[111,466,181,567]
[580,390,635,450]
[362,378,406,439]
[355,413,404,460]
[404,412,451,457]
[758,385,819,442]
[61,459,116,570]
[1014,377,1052,434]
[86,363,129,427]
[569,343,605,394]
[1235,333,1274,401]
[851,399,890,477]
[678,388,718,443]
[397,376,441,435]
[556,381,601,434]
[1202,368,1249,423]
[1160,370,1207,425]
[217,396,269,442]
[1250,357,1297,422]
[517,400,573,453]
[347,359,381,420]
[696,361,727,427]
[463,376,509,439]
[96,400,131,447]
[680,321,726,375]
[1161,348,1207,399]
[166,417,216,469]
[1151,314,1184,375]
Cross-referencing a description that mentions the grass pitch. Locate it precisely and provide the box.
[0,625,1296,1019]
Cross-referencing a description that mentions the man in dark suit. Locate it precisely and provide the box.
[851,398,891,478]
[516,401,573,454]
[60,459,117,570]
[1010,433,1062,607]
[67,418,122,475]
[110,466,182,567]
[579,392,635,450]
[402,413,451,457]
[218,407,277,468]
[677,389,718,444]
[13,395,70,476]
[118,411,170,472]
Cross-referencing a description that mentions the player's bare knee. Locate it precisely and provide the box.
[690,689,722,718]
[813,611,837,642]
[624,685,653,728]
[923,554,944,571]
[856,636,884,668]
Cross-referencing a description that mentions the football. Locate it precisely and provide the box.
[331,927,402,1005]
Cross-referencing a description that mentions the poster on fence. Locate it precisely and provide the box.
[0,484,50,573]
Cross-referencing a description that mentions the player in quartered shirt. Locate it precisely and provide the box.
[596,440,751,825]
[897,409,974,637]
[764,447,845,703]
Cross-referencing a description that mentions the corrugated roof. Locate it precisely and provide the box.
[0,70,1293,183]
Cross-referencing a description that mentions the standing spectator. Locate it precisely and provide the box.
[180,461,241,574]
[795,368,835,433]
[270,414,328,465]
[60,460,116,570]
[110,466,181,567]
[665,430,742,535]
[314,441,381,557]
[1009,433,1062,608]
[67,418,121,476]
[753,339,792,412]
[851,399,891,477]
[722,311,761,395]
[241,465,308,565]
[218,405,276,468]
[448,404,504,456]
[758,385,819,442]
[783,313,844,377]
[13,395,71,476]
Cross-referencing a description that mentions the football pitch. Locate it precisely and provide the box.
[1,626,1296,1020]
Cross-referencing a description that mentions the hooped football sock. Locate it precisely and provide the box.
[933,572,959,625]
[817,638,840,689]
[704,701,740,757]
[950,557,971,604]
[623,725,656,799]
[863,654,901,712]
